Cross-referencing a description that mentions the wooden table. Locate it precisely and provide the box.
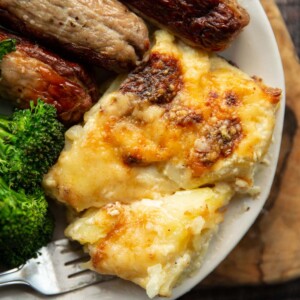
[277,0,300,58]
[180,1,300,299]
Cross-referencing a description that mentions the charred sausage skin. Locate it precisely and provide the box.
[0,0,150,73]
[0,29,98,125]
[120,0,250,51]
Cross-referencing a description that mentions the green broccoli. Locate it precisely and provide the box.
[0,100,65,193]
[0,177,54,268]
[0,39,16,61]
[0,100,65,268]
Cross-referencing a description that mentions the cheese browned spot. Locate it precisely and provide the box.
[190,117,243,172]
[43,30,281,211]
[120,52,183,104]
[225,91,239,106]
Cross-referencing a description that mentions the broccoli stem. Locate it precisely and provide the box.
[0,126,16,160]
[0,125,14,140]
[0,115,10,129]
[0,177,11,192]
[0,115,17,144]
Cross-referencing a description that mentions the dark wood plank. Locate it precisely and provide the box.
[276,0,300,56]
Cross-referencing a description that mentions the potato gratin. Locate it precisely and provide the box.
[65,185,233,298]
[44,30,281,298]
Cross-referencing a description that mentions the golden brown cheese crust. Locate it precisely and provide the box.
[44,31,280,211]
[65,185,234,298]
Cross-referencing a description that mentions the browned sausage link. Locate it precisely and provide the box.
[0,0,150,73]
[0,29,98,125]
[120,0,250,51]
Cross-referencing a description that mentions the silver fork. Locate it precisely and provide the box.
[0,239,113,295]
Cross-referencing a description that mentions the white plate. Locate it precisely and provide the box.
[1,0,285,299]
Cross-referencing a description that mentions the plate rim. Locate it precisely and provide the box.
[0,1,286,299]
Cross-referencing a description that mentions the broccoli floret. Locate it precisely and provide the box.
[0,100,65,192]
[0,177,54,268]
[0,39,16,61]
[0,100,65,267]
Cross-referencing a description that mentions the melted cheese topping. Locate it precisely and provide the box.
[65,184,233,298]
[43,30,280,211]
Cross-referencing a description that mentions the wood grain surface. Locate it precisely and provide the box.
[277,0,300,57]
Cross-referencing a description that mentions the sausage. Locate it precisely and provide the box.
[120,0,250,52]
[0,29,98,125]
[0,0,150,73]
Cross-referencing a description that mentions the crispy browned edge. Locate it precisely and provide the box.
[121,0,250,51]
[0,8,144,73]
[0,28,99,102]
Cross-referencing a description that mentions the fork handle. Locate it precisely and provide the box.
[0,266,28,287]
